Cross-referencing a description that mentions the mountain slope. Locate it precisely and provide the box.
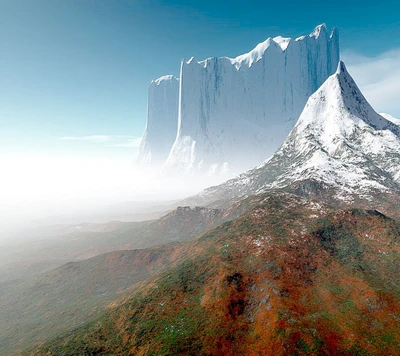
[1,247,182,355]
[194,61,400,206]
[29,194,400,355]
[1,205,247,355]
[380,112,400,126]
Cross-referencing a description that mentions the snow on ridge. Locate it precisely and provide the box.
[230,38,275,69]
[151,75,179,85]
[186,24,337,70]
[273,36,291,51]
[308,23,327,39]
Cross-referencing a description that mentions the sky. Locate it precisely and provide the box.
[0,0,399,226]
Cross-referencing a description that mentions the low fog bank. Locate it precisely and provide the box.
[0,155,235,285]
[0,154,229,244]
[0,199,170,246]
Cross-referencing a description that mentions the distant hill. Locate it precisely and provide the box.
[0,204,233,283]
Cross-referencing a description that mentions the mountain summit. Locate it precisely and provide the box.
[196,61,400,204]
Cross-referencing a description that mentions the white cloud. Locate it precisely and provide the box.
[58,135,141,148]
[59,135,112,142]
[342,49,400,118]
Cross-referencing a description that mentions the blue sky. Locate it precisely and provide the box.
[1,0,399,160]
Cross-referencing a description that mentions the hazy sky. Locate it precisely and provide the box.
[0,0,399,226]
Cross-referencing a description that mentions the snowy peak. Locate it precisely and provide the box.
[289,60,400,166]
[285,62,400,195]
[309,23,327,38]
[295,24,337,41]
[297,61,400,138]
[335,61,386,128]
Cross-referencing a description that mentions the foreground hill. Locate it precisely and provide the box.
[2,205,249,355]
[29,194,400,355]
[1,247,178,355]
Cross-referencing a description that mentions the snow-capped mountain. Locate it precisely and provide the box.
[195,61,400,204]
[135,75,179,169]
[163,24,339,176]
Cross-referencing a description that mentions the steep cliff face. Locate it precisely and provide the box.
[163,24,340,176]
[135,75,179,169]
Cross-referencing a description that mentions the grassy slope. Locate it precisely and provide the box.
[1,206,240,355]
[29,194,400,355]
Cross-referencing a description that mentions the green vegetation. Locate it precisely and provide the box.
[1,205,235,355]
